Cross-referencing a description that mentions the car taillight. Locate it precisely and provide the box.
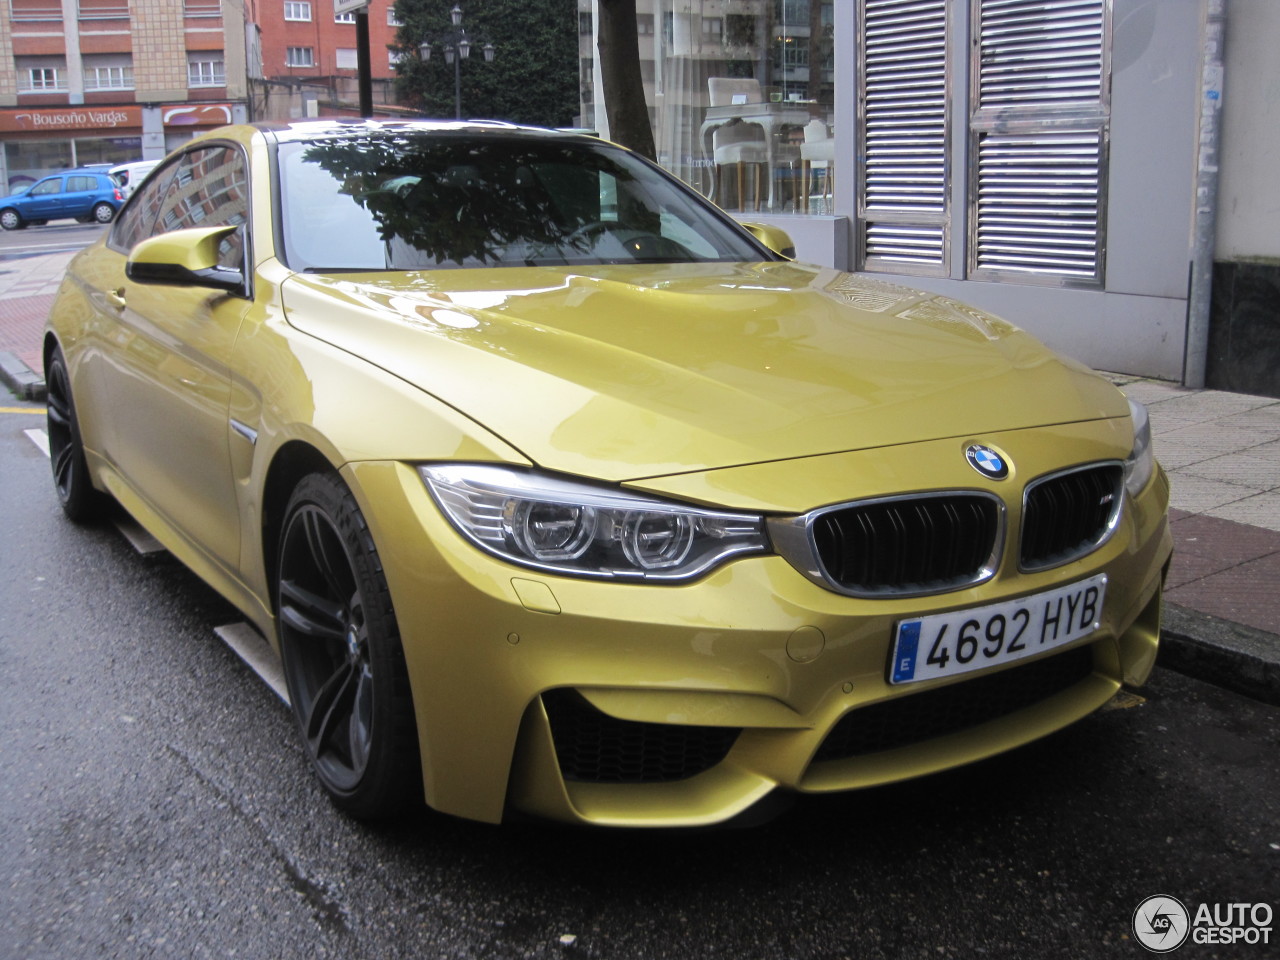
[114,188,123,201]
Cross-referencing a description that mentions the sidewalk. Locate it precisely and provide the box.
[3,249,1278,704]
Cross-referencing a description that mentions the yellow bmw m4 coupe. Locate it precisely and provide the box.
[44,120,1171,827]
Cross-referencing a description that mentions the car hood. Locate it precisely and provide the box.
[280,261,1126,482]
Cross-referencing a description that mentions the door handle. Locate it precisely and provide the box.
[106,288,126,310]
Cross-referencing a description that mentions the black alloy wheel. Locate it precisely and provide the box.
[276,473,420,819]
[45,346,103,522]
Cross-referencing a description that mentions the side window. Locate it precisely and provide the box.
[109,145,248,260]
[31,179,62,196]
[66,176,96,193]
[110,159,181,251]
[151,146,249,268]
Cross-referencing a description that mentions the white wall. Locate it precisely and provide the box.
[1216,0,1280,260]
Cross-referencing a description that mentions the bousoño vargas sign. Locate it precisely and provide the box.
[0,107,142,133]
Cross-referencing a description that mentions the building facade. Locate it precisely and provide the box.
[251,0,406,121]
[0,0,250,193]
[584,0,1280,394]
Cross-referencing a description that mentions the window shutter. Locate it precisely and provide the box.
[857,0,951,274]
[969,0,1109,285]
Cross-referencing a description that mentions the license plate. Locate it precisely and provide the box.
[890,574,1107,685]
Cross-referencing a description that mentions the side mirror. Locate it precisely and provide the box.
[126,225,245,294]
[739,222,796,260]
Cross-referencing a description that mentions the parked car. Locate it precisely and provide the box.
[0,168,123,229]
[109,159,161,199]
[43,120,1172,827]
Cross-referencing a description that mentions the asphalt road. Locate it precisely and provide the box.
[1,403,1277,960]
[0,220,107,260]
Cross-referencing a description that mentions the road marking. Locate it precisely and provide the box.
[215,622,290,705]
[23,427,49,456]
[2,406,46,414]
[23,426,167,555]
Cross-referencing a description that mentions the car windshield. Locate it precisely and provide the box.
[277,132,768,271]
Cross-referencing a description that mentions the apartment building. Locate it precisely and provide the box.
[0,0,250,193]
[253,0,405,120]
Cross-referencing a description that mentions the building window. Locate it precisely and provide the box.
[188,58,226,87]
[284,1,311,21]
[286,47,315,68]
[183,0,221,16]
[389,50,406,68]
[702,17,722,38]
[84,65,133,91]
[335,10,354,22]
[20,67,67,92]
[10,0,61,20]
[387,7,403,26]
[637,14,654,35]
[78,0,129,19]
[336,48,357,70]
[578,11,592,34]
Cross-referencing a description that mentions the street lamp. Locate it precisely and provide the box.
[417,4,496,120]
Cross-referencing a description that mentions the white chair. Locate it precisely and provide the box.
[800,119,835,214]
[707,78,768,211]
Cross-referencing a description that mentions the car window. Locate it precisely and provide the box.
[278,134,767,271]
[110,145,248,265]
[30,179,62,197]
[66,176,98,193]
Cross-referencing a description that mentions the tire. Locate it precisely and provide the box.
[75,215,93,224]
[45,346,105,523]
[92,202,116,224]
[0,208,23,230]
[276,472,421,819]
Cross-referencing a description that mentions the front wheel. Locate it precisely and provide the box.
[45,346,105,522]
[276,472,421,819]
[0,208,23,230]
[92,202,115,224]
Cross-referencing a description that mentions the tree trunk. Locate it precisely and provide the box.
[597,0,656,160]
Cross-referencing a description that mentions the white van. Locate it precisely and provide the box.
[109,159,161,199]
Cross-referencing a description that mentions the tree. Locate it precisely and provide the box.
[393,0,578,127]
[595,0,655,159]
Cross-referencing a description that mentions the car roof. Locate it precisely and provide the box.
[183,118,604,152]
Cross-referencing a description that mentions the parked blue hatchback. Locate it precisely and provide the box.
[0,168,124,230]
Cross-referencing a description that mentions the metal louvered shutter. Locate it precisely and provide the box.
[968,0,1110,285]
[858,0,950,274]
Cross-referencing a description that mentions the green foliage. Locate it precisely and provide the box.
[391,0,580,128]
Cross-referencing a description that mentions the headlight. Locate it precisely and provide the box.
[420,464,769,581]
[1123,398,1155,496]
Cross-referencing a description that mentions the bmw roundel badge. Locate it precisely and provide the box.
[965,443,1010,480]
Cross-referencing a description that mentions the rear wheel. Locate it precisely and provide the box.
[0,208,23,230]
[45,346,105,522]
[92,202,115,224]
[276,472,421,819]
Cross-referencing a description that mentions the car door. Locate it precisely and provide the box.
[95,144,252,572]
[64,175,99,218]
[24,176,65,218]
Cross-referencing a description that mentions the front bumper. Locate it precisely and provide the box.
[345,419,1172,827]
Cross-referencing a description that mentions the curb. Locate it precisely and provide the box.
[1160,603,1280,706]
[0,350,44,401]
